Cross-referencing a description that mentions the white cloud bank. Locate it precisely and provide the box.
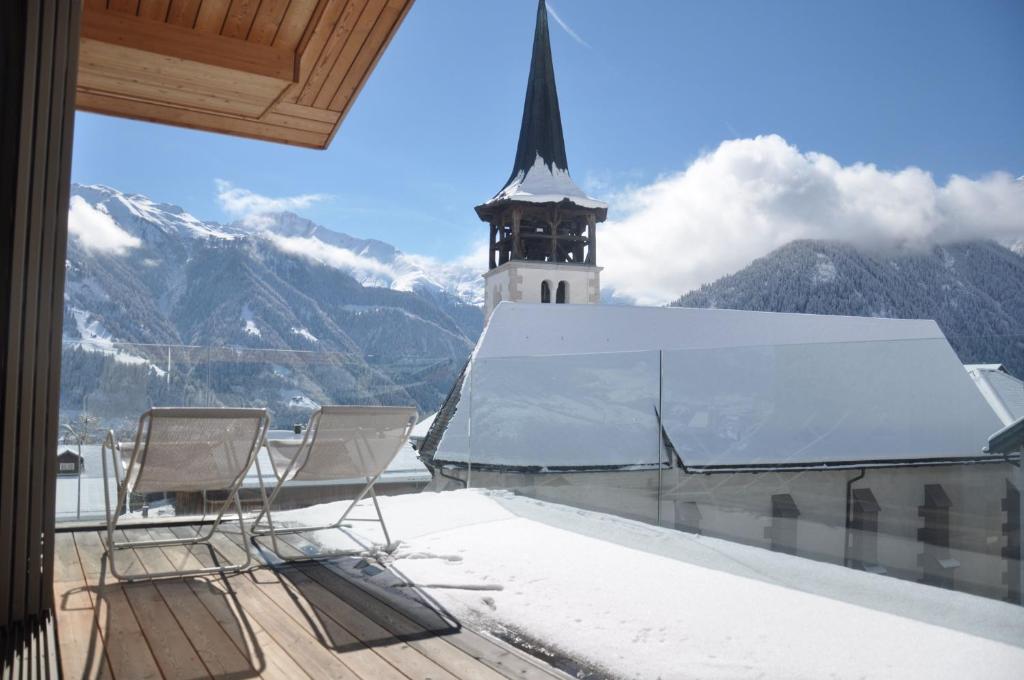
[268,232,486,305]
[601,135,1024,305]
[215,179,328,228]
[67,195,141,255]
[266,233,399,283]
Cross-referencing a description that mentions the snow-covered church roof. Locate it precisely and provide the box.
[476,0,606,218]
[426,304,1007,471]
[965,364,1024,426]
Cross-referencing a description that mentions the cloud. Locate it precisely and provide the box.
[67,196,142,255]
[265,231,486,304]
[600,135,1024,305]
[215,179,329,228]
[547,3,590,48]
[264,233,398,282]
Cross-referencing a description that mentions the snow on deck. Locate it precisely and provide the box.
[279,490,1024,680]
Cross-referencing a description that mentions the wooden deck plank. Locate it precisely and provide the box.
[57,524,566,680]
[53,533,113,680]
[277,533,565,680]
[240,528,554,680]
[204,539,406,680]
[168,528,366,680]
[120,582,211,678]
[149,528,312,680]
[122,528,259,679]
[71,532,162,680]
[283,565,455,680]
[296,559,512,680]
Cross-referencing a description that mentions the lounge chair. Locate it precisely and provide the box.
[250,405,417,559]
[101,407,270,580]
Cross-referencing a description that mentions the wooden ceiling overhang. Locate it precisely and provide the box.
[76,0,414,149]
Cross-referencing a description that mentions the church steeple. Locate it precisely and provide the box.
[506,0,569,186]
[477,0,605,318]
[477,0,605,217]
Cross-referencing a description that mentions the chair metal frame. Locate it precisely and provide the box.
[101,407,270,581]
[250,405,416,560]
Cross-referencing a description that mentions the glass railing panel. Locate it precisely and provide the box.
[56,342,446,523]
[456,350,663,524]
[658,334,1023,604]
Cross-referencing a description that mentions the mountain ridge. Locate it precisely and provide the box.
[62,184,485,430]
[673,238,1024,377]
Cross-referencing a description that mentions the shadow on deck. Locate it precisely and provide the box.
[53,523,566,680]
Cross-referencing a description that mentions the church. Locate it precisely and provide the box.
[420,0,1023,604]
[475,0,606,316]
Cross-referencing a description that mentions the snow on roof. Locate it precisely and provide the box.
[484,153,607,211]
[277,489,1024,680]
[410,412,437,441]
[433,304,1005,469]
[966,363,1024,426]
[477,304,947,358]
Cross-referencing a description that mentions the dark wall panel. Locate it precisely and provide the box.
[1,0,81,660]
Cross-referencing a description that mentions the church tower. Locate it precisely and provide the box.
[477,0,607,317]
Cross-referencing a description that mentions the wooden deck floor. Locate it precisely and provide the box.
[53,524,567,680]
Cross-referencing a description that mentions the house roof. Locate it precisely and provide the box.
[985,416,1024,455]
[76,0,414,149]
[476,0,605,217]
[965,364,1024,426]
[426,304,1007,471]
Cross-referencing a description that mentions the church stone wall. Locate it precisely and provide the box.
[428,461,1022,603]
[484,261,601,316]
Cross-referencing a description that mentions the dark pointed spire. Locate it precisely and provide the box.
[477,0,605,218]
[506,0,569,186]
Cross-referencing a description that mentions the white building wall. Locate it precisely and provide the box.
[428,462,1021,602]
[483,261,601,317]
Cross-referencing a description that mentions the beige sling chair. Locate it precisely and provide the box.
[250,405,417,560]
[101,407,270,580]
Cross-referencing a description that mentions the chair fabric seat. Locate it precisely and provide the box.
[268,406,418,483]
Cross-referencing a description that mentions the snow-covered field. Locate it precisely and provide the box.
[277,489,1024,680]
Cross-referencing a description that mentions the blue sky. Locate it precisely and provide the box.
[71,0,1023,294]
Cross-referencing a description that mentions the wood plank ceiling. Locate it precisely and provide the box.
[76,0,414,148]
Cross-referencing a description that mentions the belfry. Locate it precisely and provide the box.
[476,0,607,317]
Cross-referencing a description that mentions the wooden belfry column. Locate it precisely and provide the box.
[0,0,81,665]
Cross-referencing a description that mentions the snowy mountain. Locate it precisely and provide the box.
[241,210,484,305]
[674,239,1024,377]
[62,184,485,430]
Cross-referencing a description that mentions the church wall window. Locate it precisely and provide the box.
[850,488,881,571]
[765,493,799,555]
[556,281,568,303]
[917,483,957,588]
[541,280,551,303]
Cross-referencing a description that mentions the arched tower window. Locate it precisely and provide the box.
[556,281,568,304]
[541,280,551,303]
